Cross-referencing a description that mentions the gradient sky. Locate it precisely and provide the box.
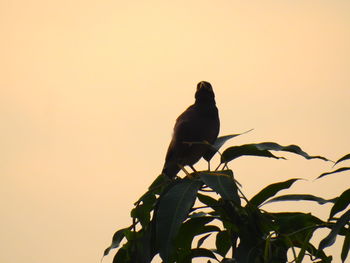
[1,1,350,263]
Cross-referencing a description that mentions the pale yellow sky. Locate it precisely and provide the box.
[1,1,350,263]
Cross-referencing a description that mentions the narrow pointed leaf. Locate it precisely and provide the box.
[176,216,216,251]
[222,142,329,163]
[265,194,336,206]
[189,212,209,218]
[197,193,219,207]
[203,129,253,161]
[250,179,300,207]
[341,229,350,263]
[296,231,313,263]
[187,248,218,261]
[330,189,350,219]
[221,144,283,163]
[273,212,324,243]
[317,167,350,179]
[200,171,240,202]
[254,142,330,161]
[319,209,350,250]
[112,247,128,263]
[156,179,203,262]
[104,227,129,257]
[334,153,350,166]
[215,231,231,257]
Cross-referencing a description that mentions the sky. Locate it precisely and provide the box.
[1,1,350,263]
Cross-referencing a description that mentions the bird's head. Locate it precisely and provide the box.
[195,81,215,102]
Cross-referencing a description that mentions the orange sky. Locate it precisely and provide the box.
[1,1,350,263]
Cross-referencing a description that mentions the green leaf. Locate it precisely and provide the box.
[197,193,219,208]
[319,209,350,250]
[104,227,129,257]
[274,212,323,244]
[199,171,240,203]
[221,142,330,163]
[131,194,156,227]
[295,231,313,263]
[330,188,350,219]
[189,212,209,218]
[186,248,219,261]
[155,178,203,262]
[131,191,157,229]
[203,129,253,162]
[250,179,300,207]
[341,228,350,263]
[253,142,329,161]
[334,153,350,166]
[112,247,128,263]
[317,167,350,179]
[264,233,271,262]
[176,223,220,262]
[215,231,231,257]
[221,144,283,163]
[176,216,216,251]
[264,194,336,206]
[134,174,169,207]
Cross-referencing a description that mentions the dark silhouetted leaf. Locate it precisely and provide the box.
[341,229,350,263]
[189,212,209,218]
[334,153,350,166]
[197,193,219,208]
[319,209,350,250]
[317,167,350,179]
[156,179,203,262]
[176,216,216,251]
[204,129,253,161]
[104,227,129,257]
[131,193,156,227]
[197,233,211,248]
[200,171,240,202]
[265,194,336,206]
[253,142,329,161]
[215,231,231,257]
[112,247,128,263]
[295,231,313,263]
[186,248,218,261]
[221,144,283,163]
[274,212,324,243]
[250,179,300,207]
[330,189,350,219]
[221,142,330,163]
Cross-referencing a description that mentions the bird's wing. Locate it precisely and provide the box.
[172,105,200,142]
[163,105,197,163]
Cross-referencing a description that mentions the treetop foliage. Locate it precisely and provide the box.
[103,133,350,263]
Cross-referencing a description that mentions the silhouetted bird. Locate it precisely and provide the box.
[162,81,220,178]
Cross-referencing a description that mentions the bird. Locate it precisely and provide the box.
[162,81,220,179]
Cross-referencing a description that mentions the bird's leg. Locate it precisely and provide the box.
[178,164,191,176]
[189,165,197,173]
[187,165,200,179]
[178,165,198,179]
